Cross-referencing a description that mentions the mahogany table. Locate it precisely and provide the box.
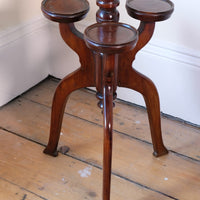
[41,0,174,199]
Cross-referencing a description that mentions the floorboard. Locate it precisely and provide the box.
[0,77,199,199]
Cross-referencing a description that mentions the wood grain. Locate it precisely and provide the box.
[23,79,200,161]
[0,130,172,200]
[0,83,199,199]
[0,178,46,200]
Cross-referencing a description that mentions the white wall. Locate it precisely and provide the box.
[118,0,200,125]
[0,0,51,105]
[0,0,200,125]
[0,18,51,105]
[0,0,42,30]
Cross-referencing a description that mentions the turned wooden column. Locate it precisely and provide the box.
[96,0,120,22]
[84,21,138,200]
[95,0,120,108]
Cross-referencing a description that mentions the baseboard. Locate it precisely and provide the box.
[145,39,200,69]
[0,17,49,47]
[117,39,200,125]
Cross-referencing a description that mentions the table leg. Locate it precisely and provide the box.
[118,65,168,157]
[44,68,95,156]
[103,77,113,200]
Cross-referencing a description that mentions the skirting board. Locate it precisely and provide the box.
[117,41,200,125]
[0,19,200,125]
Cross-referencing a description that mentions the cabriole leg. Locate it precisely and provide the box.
[44,68,94,156]
[118,65,168,157]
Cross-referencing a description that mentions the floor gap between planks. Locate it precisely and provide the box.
[0,77,199,200]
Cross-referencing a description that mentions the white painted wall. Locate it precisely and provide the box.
[0,0,200,125]
[0,0,51,106]
[0,0,42,30]
[0,18,51,105]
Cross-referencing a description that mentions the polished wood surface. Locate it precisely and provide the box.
[126,0,174,22]
[84,22,139,199]
[96,0,120,22]
[103,79,114,200]
[41,0,89,23]
[118,21,168,157]
[41,0,174,199]
[84,22,138,53]
[43,23,95,156]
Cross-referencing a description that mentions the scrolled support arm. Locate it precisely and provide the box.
[134,21,155,54]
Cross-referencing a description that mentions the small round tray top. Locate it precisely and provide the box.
[84,22,138,53]
[41,0,89,23]
[126,0,174,22]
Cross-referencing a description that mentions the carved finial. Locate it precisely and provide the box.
[96,0,120,23]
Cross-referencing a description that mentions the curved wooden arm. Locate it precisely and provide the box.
[134,21,155,54]
[59,23,92,68]
[118,21,155,66]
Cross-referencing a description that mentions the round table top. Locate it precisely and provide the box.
[41,0,89,23]
[84,22,138,53]
[126,0,174,22]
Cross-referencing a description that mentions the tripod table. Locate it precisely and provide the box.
[41,0,174,199]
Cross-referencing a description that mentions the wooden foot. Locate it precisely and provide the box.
[103,79,113,200]
[118,66,168,157]
[44,68,94,156]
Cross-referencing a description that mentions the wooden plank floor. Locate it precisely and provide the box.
[0,77,199,200]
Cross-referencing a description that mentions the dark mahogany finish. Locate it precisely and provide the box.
[84,22,138,199]
[84,22,138,53]
[96,0,120,22]
[126,0,174,22]
[41,0,89,23]
[41,0,174,199]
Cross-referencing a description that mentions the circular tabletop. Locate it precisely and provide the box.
[41,0,89,23]
[126,0,174,22]
[84,22,138,53]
